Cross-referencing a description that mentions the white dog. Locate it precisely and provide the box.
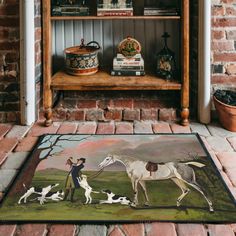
[18,183,59,205]
[77,175,99,204]
[30,190,64,204]
[100,189,131,205]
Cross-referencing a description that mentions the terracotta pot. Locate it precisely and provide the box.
[213,95,236,132]
[65,39,100,76]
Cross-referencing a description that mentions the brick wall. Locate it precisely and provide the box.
[0,0,42,123]
[0,0,20,122]
[35,0,43,119]
[52,91,179,122]
[211,0,236,89]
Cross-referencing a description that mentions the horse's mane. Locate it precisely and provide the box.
[113,154,137,161]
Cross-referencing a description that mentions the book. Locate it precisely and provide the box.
[144,8,179,16]
[97,9,133,16]
[111,70,145,76]
[116,53,142,59]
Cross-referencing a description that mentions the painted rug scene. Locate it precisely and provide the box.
[0,134,236,223]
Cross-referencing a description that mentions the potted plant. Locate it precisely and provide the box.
[213,89,236,132]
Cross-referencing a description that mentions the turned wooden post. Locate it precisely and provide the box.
[181,0,190,126]
[43,0,53,127]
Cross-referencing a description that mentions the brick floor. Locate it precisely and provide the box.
[0,121,235,235]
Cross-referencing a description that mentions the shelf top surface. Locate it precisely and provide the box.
[51,70,182,91]
[51,15,181,20]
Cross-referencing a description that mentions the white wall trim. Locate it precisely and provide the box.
[20,0,36,125]
[198,0,211,124]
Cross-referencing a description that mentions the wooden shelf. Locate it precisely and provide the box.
[51,15,181,21]
[51,70,182,91]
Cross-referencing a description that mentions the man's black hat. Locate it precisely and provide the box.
[78,158,86,163]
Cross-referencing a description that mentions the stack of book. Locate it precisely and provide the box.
[97,1,133,16]
[144,8,179,16]
[111,53,145,76]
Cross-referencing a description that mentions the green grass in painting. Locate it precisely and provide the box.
[1,160,236,222]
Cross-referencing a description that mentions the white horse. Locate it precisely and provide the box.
[98,154,214,212]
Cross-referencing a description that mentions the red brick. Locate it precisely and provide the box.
[14,224,47,236]
[0,225,16,236]
[77,100,97,109]
[226,64,236,75]
[153,122,172,133]
[212,5,225,16]
[27,122,60,137]
[0,138,18,153]
[212,41,234,51]
[104,109,122,121]
[170,123,191,133]
[14,136,38,152]
[177,224,207,236]
[134,100,160,109]
[221,0,235,4]
[121,224,144,236]
[214,53,236,62]
[226,7,236,16]
[115,122,133,134]
[141,109,158,120]
[6,111,19,123]
[211,75,236,84]
[77,122,97,134]
[159,108,177,121]
[211,30,225,40]
[212,18,236,28]
[57,123,78,134]
[113,99,133,109]
[123,109,140,121]
[48,225,75,236]
[146,223,177,236]
[207,225,234,236]
[66,109,85,121]
[108,226,123,236]
[0,124,12,139]
[97,122,115,134]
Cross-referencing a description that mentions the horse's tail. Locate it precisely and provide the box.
[185,162,205,168]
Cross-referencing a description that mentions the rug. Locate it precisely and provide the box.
[0,133,235,223]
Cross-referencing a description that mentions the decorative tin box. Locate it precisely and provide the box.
[65,39,100,76]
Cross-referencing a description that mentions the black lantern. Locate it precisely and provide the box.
[156,32,176,80]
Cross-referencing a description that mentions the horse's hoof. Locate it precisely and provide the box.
[144,202,150,207]
[209,207,214,213]
[131,202,136,207]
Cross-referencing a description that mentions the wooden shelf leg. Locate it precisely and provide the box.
[181,107,189,126]
[44,108,53,127]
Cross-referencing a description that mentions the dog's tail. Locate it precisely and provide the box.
[92,190,100,194]
[23,183,27,190]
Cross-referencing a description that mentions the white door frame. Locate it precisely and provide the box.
[20,0,36,125]
[198,0,211,124]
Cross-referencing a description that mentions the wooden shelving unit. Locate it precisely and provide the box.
[52,70,182,91]
[42,0,189,126]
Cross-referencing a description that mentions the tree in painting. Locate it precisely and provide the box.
[12,135,91,195]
